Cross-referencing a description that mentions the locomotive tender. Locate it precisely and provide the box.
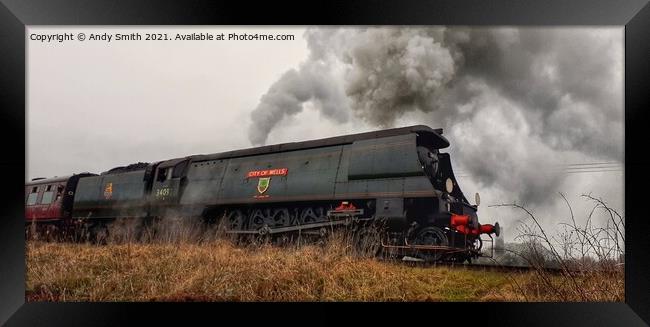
[25,125,499,262]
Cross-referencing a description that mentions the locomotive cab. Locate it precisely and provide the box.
[151,158,189,204]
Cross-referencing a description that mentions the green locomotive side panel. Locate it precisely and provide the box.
[175,130,439,210]
[402,176,438,197]
[348,134,425,180]
[281,147,341,200]
[333,179,368,199]
[151,178,182,205]
[182,145,343,205]
[179,159,228,205]
[220,152,289,202]
[333,135,432,200]
[226,146,340,203]
[366,178,406,197]
[333,178,408,200]
[335,144,352,183]
[72,170,148,219]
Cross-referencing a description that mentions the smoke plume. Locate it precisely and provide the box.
[247,27,623,206]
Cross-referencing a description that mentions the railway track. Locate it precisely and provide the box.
[398,258,622,275]
[395,257,566,274]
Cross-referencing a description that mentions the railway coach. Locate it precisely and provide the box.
[25,173,95,237]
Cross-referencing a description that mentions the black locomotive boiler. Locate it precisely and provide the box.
[26,125,499,262]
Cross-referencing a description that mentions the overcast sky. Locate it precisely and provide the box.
[27,26,624,241]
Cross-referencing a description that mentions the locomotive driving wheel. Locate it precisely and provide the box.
[248,209,268,230]
[270,208,292,228]
[248,208,292,230]
[225,210,245,231]
[299,206,327,224]
[411,226,448,262]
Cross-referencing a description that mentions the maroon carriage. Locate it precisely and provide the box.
[25,173,95,237]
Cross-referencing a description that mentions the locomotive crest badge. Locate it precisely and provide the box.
[103,182,113,199]
[247,168,287,198]
[257,177,270,194]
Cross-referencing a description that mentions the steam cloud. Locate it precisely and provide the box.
[248,27,623,206]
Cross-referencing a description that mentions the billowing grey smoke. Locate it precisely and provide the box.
[248,27,623,206]
[248,60,349,146]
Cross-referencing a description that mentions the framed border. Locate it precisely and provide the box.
[1,0,649,325]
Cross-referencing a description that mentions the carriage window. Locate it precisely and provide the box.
[41,191,54,204]
[46,185,52,192]
[26,193,38,206]
[26,186,39,205]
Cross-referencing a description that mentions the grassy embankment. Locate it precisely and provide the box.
[27,195,625,303]
[25,236,622,302]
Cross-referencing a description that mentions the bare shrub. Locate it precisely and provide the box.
[491,193,624,301]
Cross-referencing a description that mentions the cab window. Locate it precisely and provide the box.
[157,168,167,182]
[157,167,174,182]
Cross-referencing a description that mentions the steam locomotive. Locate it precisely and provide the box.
[25,125,499,262]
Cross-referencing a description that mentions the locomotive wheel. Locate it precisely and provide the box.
[270,208,292,227]
[225,210,245,231]
[411,226,448,262]
[249,208,293,231]
[249,209,268,230]
[299,206,327,224]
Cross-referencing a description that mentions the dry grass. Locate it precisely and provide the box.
[26,239,509,302]
[25,193,624,302]
[25,238,622,302]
